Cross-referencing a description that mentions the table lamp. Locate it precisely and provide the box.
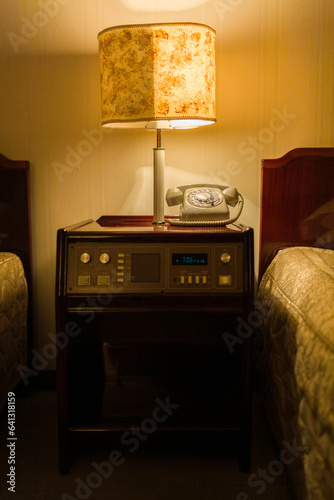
[98,22,216,224]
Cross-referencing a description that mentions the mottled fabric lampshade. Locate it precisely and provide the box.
[98,23,216,128]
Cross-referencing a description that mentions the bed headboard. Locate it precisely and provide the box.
[0,153,32,276]
[259,147,334,280]
[0,153,33,345]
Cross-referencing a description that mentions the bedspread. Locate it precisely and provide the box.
[0,252,28,411]
[256,247,334,500]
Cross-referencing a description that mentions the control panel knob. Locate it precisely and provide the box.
[99,253,110,264]
[220,252,231,264]
[80,252,91,264]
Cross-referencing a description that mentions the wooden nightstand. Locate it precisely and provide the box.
[56,216,254,474]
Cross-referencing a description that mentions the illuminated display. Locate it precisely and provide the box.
[172,253,208,265]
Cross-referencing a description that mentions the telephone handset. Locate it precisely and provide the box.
[165,184,244,226]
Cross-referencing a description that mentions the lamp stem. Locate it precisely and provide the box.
[157,129,162,148]
[152,129,165,225]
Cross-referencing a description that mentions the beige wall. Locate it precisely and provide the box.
[0,0,333,370]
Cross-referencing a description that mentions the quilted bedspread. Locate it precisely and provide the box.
[0,252,27,411]
[256,247,334,500]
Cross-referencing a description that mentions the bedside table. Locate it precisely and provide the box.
[56,216,254,474]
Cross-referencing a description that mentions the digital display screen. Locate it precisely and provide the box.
[131,254,160,282]
[172,253,208,266]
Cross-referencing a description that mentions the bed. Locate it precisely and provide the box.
[255,148,334,500]
[0,153,32,411]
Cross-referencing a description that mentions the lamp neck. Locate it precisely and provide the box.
[156,129,162,149]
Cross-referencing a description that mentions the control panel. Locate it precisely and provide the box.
[66,242,244,294]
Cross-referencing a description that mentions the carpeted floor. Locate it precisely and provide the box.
[0,390,295,500]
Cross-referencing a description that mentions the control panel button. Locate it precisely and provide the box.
[220,252,231,264]
[98,275,110,286]
[80,252,91,264]
[219,275,232,285]
[78,275,90,286]
[99,253,110,264]
[202,275,207,284]
[195,275,200,284]
[187,275,193,284]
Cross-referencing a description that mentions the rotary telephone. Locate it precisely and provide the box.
[165,184,244,226]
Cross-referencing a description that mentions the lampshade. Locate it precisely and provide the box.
[98,22,216,129]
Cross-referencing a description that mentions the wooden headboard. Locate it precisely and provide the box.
[0,153,33,348]
[259,148,334,280]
